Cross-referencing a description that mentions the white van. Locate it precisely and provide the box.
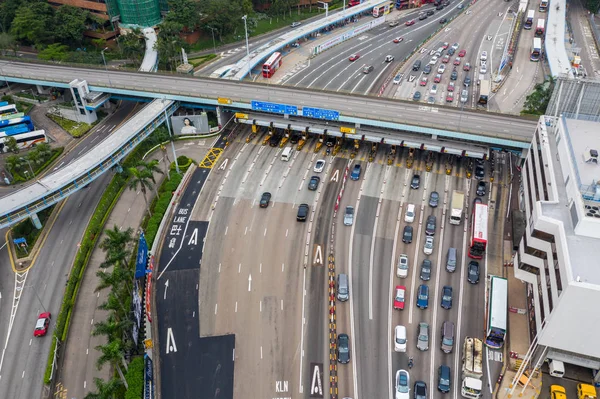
[394,325,407,352]
[405,204,415,223]
[281,147,293,161]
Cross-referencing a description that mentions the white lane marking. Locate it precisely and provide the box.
[298,268,307,394]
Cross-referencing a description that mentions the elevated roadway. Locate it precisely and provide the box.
[0,60,536,146]
[0,98,177,228]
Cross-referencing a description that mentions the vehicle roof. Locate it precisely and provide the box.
[35,317,47,329]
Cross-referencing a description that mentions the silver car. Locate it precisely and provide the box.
[344,206,354,226]
[417,322,429,351]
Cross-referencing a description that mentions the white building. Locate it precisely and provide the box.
[513,115,600,376]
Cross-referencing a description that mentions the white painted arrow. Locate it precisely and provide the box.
[164,279,169,300]
[248,274,252,292]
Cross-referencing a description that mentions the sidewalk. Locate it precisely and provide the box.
[55,137,215,399]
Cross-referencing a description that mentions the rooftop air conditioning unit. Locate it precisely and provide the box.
[583,148,598,164]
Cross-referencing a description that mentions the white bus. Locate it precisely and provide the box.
[530,37,542,61]
[485,276,508,349]
[0,130,47,153]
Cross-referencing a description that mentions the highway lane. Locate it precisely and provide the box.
[192,128,346,398]
[0,100,137,196]
[0,175,108,399]
[283,5,464,95]
[0,60,536,141]
[390,0,519,110]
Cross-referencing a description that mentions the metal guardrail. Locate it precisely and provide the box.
[0,100,179,228]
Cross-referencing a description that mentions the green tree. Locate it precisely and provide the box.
[95,339,125,370]
[137,159,163,196]
[199,0,253,41]
[0,32,16,56]
[10,2,54,46]
[38,43,70,61]
[166,0,201,30]
[585,0,599,12]
[0,0,33,33]
[155,21,187,71]
[522,77,555,115]
[84,377,123,399]
[127,167,155,215]
[93,313,132,341]
[120,29,145,66]
[4,137,19,154]
[91,38,107,49]
[100,225,134,264]
[5,154,20,172]
[26,147,43,166]
[53,5,88,46]
[36,142,52,158]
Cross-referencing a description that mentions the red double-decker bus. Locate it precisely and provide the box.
[468,203,488,259]
[348,0,363,6]
[262,52,282,78]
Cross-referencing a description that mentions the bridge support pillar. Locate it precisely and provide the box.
[35,85,51,95]
[216,106,234,129]
[355,123,361,129]
[68,79,98,124]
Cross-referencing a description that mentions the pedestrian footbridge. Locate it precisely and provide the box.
[0,99,177,228]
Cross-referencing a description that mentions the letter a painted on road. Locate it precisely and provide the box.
[218,158,228,170]
[166,327,178,354]
[187,228,198,246]
[330,169,339,182]
[313,244,323,266]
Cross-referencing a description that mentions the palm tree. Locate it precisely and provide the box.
[93,313,132,340]
[95,339,124,370]
[84,377,123,399]
[160,144,172,180]
[100,225,134,262]
[5,155,20,172]
[27,149,42,166]
[36,142,52,158]
[97,291,130,319]
[137,159,164,196]
[127,167,154,216]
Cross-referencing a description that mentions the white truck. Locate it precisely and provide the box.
[449,190,465,225]
[461,337,483,399]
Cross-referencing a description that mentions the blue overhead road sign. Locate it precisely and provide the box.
[302,106,340,121]
[251,100,298,115]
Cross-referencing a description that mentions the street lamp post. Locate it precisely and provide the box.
[20,157,35,177]
[242,15,252,78]
[207,26,217,55]
[100,47,113,87]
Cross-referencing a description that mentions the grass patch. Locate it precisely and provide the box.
[7,147,64,183]
[188,54,218,67]
[47,114,93,138]
[12,206,56,258]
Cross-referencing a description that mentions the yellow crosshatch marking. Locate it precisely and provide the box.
[199,148,223,169]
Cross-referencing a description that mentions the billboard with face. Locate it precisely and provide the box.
[170,114,209,135]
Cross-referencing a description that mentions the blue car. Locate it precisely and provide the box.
[351,164,361,180]
[441,286,453,309]
[416,284,429,309]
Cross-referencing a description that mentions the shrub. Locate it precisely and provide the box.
[124,357,145,399]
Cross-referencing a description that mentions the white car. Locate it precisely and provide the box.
[480,64,487,74]
[429,56,438,65]
[396,369,411,399]
[404,204,415,223]
[430,84,438,95]
[481,51,488,61]
[394,325,407,352]
[344,206,354,226]
[397,254,409,278]
[424,236,434,255]
[437,64,446,74]
[393,74,402,84]
[314,159,325,173]
[460,89,468,103]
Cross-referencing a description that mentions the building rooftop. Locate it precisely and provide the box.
[544,0,574,78]
[539,117,600,285]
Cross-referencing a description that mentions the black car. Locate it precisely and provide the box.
[308,176,320,191]
[475,165,485,179]
[426,9,435,15]
[259,192,272,208]
[476,181,487,196]
[450,70,458,80]
[447,47,455,56]
[402,225,413,243]
[297,203,309,221]
[269,134,282,147]
[439,17,447,23]
[429,191,439,207]
[419,13,427,20]
[337,333,350,363]
[424,64,432,74]
[415,381,427,399]
[425,215,436,236]
[290,133,300,144]
[468,261,480,284]
[420,259,432,281]
[326,136,336,147]
[436,4,444,10]
[441,286,453,309]
[411,174,421,189]
[464,76,472,86]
